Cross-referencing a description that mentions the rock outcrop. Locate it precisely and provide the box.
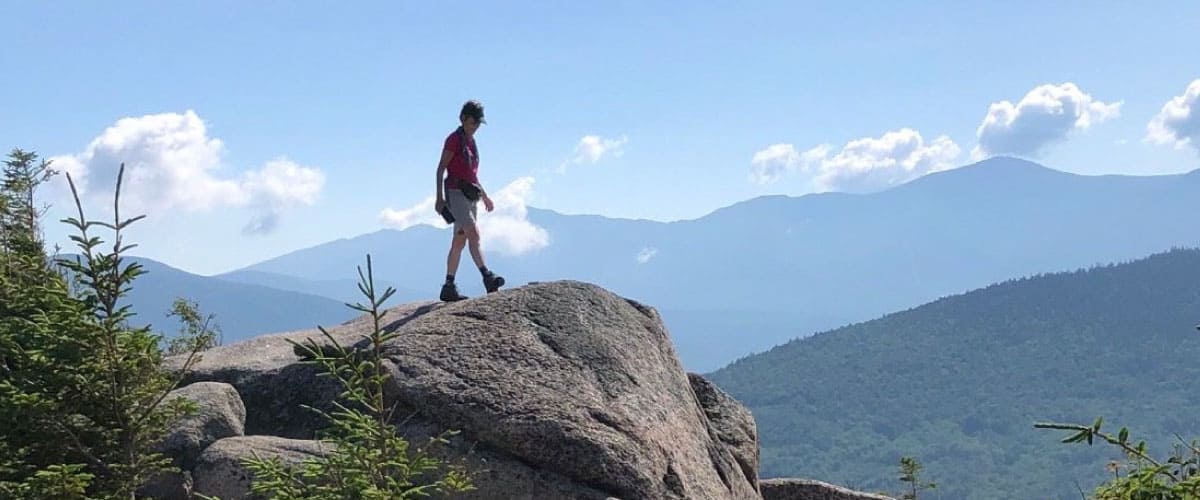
[150,280,888,500]
[760,479,895,500]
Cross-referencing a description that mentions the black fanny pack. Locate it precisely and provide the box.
[457,179,482,202]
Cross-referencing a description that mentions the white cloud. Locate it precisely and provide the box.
[1146,79,1200,152]
[556,134,628,173]
[240,158,325,235]
[45,154,89,202]
[379,196,444,231]
[750,128,961,192]
[243,158,323,207]
[974,82,1122,159]
[750,143,829,185]
[480,176,550,255]
[574,135,627,163]
[636,247,658,264]
[378,176,549,256]
[48,110,324,234]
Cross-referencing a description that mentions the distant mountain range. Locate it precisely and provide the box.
[215,269,427,306]
[118,258,357,344]
[706,247,1200,500]
[217,157,1200,370]
[106,156,1200,500]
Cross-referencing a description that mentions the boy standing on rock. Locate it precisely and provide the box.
[434,100,505,302]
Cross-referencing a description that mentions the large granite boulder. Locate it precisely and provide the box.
[167,302,438,437]
[379,281,759,499]
[173,281,760,499]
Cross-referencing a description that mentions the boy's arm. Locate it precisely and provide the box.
[478,182,494,212]
[435,149,453,203]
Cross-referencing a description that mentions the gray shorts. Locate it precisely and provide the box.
[445,189,477,233]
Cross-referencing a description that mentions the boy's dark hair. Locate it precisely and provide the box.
[460,100,486,123]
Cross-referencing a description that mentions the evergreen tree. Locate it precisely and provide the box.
[0,163,211,498]
[1,148,56,269]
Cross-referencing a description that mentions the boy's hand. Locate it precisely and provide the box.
[435,198,445,214]
[482,195,495,212]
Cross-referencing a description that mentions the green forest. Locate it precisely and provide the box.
[710,248,1200,499]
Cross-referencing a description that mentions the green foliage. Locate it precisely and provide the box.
[0,463,96,500]
[165,297,220,356]
[898,456,935,500]
[25,464,94,499]
[242,255,473,499]
[709,249,1200,499]
[0,161,213,498]
[1037,418,1200,499]
[1,148,55,250]
[1,148,56,280]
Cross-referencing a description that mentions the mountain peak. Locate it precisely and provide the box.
[935,156,1068,180]
[968,155,1054,170]
[885,156,1073,196]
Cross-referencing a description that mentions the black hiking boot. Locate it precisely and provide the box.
[439,282,467,302]
[483,272,505,294]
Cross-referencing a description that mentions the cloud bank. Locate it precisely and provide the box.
[50,110,323,235]
[974,82,1121,158]
[1146,79,1200,153]
[751,128,960,192]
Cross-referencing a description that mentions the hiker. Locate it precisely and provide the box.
[435,99,505,302]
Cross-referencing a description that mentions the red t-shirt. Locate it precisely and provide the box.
[443,127,479,190]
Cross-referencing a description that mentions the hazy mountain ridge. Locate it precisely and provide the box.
[119,257,358,344]
[225,157,1200,370]
[707,247,1200,500]
[216,269,428,306]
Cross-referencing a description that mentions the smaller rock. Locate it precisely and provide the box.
[140,381,246,499]
[760,478,896,500]
[192,436,331,500]
[159,381,247,469]
[138,470,191,500]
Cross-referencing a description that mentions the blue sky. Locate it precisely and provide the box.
[3,1,1198,275]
